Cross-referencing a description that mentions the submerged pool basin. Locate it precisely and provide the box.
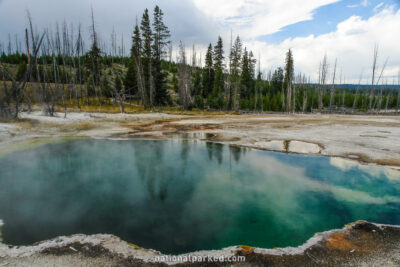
[0,139,399,254]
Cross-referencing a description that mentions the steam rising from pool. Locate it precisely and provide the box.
[0,139,399,254]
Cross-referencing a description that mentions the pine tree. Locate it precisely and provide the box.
[192,68,203,108]
[213,36,225,98]
[248,51,256,107]
[255,59,262,111]
[284,49,294,112]
[141,8,153,108]
[132,24,142,57]
[249,51,256,85]
[202,43,214,99]
[230,36,242,110]
[124,24,140,98]
[86,28,101,85]
[241,48,252,101]
[214,37,224,70]
[130,23,147,107]
[152,5,170,106]
[271,67,284,94]
[86,8,102,105]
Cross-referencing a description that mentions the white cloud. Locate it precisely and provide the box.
[347,0,369,9]
[192,0,340,39]
[330,157,400,181]
[244,6,400,83]
[374,2,384,12]
[0,0,217,52]
[0,0,399,83]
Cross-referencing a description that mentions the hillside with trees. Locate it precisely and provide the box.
[0,6,399,119]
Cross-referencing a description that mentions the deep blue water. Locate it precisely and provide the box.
[0,139,399,254]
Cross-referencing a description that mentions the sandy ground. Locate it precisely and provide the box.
[1,111,399,169]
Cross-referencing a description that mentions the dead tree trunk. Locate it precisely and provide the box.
[319,54,328,113]
[369,45,378,112]
[329,59,337,112]
[397,69,400,114]
[177,42,192,109]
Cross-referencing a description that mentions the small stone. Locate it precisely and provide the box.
[350,249,355,253]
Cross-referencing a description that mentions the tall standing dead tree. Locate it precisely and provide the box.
[397,68,400,114]
[369,44,378,112]
[373,57,388,112]
[329,58,337,112]
[0,12,45,119]
[177,42,192,109]
[318,54,328,112]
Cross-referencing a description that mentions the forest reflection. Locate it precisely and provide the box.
[0,139,399,254]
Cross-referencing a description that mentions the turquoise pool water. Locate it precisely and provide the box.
[0,139,399,254]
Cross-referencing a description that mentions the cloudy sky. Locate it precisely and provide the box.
[0,0,399,83]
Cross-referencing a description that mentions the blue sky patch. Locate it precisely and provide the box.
[258,0,399,44]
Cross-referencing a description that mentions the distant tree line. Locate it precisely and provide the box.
[0,7,399,119]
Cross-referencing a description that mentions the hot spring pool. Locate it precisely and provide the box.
[0,139,399,254]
